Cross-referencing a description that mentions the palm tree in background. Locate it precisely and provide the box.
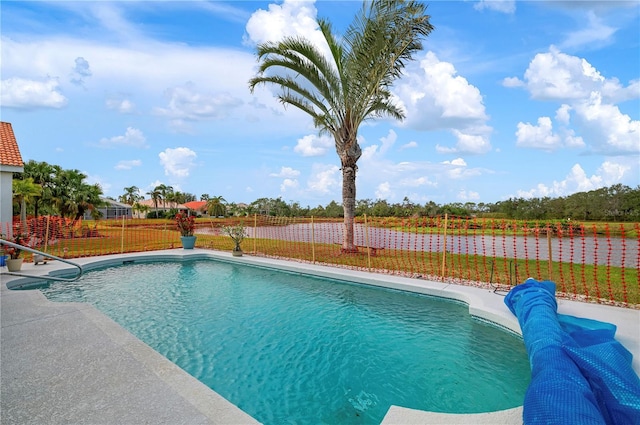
[154,184,173,209]
[206,196,227,217]
[21,160,55,217]
[74,184,104,221]
[12,178,42,234]
[146,188,161,216]
[132,202,150,219]
[120,186,142,205]
[249,0,433,251]
[49,169,104,222]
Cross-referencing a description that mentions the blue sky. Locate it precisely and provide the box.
[1,0,639,208]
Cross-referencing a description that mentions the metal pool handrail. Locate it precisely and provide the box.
[0,239,83,282]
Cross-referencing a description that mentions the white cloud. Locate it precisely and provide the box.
[436,128,491,154]
[159,147,197,178]
[280,178,299,192]
[1,26,302,137]
[501,77,523,88]
[244,0,323,49]
[508,47,638,155]
[573,92,640,154]
[398,176,437,188]
[0,77,67,109]
[598,160,630,184]
[1,35,262,113]
[441,157,483,180]
[97,127,148,148]
[516,164,597,198]
[154,83,243,130]
[396,52,489,129]
[306,164,340,194]
[445,158,467,167]
[511,46,638,103]
[375,182,392,200]
[563,130,585,149]
[457,190,480,201]
[515,160,635,199]
[394,51,491,154]
[114,159,142,170]
[362,130,398,160]
[515,114,587,152]
[400,141,418,150]
[474,0,515,14]
[147,180,164,191]
[106,97,135,113]
[560,11,617,50]
[516,117,561,150]
[361,145,377,162]
[377,130,397,156]
[91,2,145,40]
[555,104,572,125]
[270,166,300,178]
[293,134,333,157]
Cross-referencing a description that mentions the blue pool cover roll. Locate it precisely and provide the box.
[504,278,640,425]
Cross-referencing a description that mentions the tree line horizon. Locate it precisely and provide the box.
[13,160,640,224]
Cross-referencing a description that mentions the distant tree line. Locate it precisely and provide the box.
[13,161,639,223]
[237,184,640,222]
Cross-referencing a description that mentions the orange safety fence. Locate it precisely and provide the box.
[2,215,638,309]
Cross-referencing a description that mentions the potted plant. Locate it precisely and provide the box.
[175,212,197,249]
[0,235,6,267]
[2,233,26,272]
[222,224,246,256]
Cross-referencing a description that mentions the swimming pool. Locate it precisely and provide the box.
[29,258,531,424]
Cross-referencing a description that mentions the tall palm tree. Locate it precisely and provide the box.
[12,178,42,234]
[146,189,161,216]
[73,183,104,222]
[206,196,227,217]
[50,169,93,220]
[120,186,142,205]
[249,0,433,251]
[154,184,173,210]
[22,160,55,217]
[132,202,150,219]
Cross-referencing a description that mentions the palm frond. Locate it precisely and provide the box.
[249,0,433,160]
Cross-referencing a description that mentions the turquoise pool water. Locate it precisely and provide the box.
[33,259,530,424]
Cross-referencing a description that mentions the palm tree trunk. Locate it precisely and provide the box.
[341,164,358,252]
[20,198,28,235]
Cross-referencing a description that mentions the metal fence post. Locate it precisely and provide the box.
[364,214,371,271]
[311,216,316,264]
[441,213,448,279]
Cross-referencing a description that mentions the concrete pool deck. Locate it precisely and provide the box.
[2,249,639,424]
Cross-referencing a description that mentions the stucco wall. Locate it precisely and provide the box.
[0,165,23,235]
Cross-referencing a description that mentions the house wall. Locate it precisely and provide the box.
[84,205,133,220]
[0,165,23,236]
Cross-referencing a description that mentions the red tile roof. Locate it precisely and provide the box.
[0,122,24,167]
[183,201,207,211]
